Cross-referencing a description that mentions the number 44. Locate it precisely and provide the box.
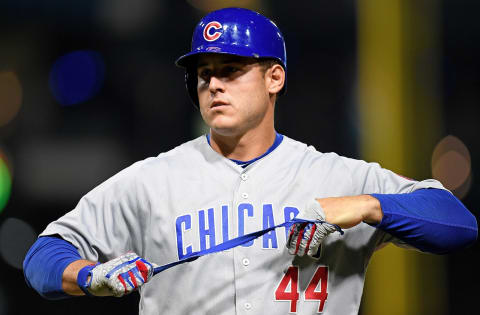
[274,266,328,313]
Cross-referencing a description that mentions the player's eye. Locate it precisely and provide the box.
[218,65,240,78]
[225,66,239,73]
[199,69,212,78]
[198,69,212,81]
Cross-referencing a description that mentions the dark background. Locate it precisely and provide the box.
[0,1,478,314]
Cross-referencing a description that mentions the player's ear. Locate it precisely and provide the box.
[266,64,285,95]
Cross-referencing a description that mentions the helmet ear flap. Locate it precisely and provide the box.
[185,69,199,108]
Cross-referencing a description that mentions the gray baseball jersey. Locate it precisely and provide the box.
[40,135,445,314]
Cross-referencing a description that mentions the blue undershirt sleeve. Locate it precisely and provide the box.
[370,188,478,254]
[23,236,82,300]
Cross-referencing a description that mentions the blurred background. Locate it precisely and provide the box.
[0,0,478,314]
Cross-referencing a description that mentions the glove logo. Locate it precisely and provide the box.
[203,21,222,42]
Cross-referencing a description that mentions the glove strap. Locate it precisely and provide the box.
[77,263,99,297]
[153,218,343,275]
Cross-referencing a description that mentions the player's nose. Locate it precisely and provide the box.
[209,76,225,94]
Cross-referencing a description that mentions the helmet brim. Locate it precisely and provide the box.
[175,46,285,69]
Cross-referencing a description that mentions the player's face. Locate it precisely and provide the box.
[196,54,273,137]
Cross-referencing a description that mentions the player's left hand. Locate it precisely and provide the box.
[286,200,338,258]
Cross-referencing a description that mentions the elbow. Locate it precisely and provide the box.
[437,192,478,253]
[23,236,81,300]
[451,193,478,251]
[402,214,478,255]
[23,248,64,300]
[453,207,478,252]
[434,217,478,255]
[24,257,73,300]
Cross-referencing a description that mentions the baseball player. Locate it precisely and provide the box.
[24,7,477,315]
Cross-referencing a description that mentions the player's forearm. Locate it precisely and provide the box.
[370,188,478,253]
[316,195,383,229]
[62,259,96,295]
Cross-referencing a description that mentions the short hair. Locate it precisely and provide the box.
[258,59,282,73]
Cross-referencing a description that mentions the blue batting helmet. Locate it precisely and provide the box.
[176,7,287,107]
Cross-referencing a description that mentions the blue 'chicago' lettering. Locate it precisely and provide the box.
[221,205,229,243]
[262,204,277,248]
[238,203,254,247]
[176,214,193,259]
[199,208,215,251]
[175,204,299,259]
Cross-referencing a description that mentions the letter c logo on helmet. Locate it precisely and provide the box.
[203,21,222,42]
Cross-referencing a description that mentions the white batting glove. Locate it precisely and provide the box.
[286,200,338,259]
[77,252,157,297]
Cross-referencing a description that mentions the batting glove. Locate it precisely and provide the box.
[77,252,157,297]
[286,200,338,259]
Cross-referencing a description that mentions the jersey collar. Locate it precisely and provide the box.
[206,132,284,168]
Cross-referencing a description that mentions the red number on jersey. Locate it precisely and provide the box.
[275,266,300,312]
[275,265,329,313]
[305,266,328,312]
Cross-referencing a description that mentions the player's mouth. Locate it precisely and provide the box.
[210,100,229,108]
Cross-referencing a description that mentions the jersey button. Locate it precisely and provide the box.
[241,173,248,181]
[244,302,252,310]
[241,193,248,199]
[242,258,250,266]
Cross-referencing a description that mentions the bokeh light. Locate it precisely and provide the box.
[432,135,472,198]
[0,154,12,214]
[0,218,36,270]
[0,71,23,127]
[49,50,105,106]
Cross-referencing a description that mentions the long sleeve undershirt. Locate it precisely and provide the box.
[23,188,477,299]
[23,235,81,300]
[371,188,477,254]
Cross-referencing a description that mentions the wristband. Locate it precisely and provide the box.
[77,263,99,297]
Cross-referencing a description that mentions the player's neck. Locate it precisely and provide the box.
[209,126,276,162]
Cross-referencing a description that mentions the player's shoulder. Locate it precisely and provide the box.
[283,136,383,167]
[140,135,209,168]
[281,135,344,163]
[278,136,364,182]
[85,136,208,194]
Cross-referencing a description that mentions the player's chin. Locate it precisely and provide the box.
[207,114,237,129]
[209,119,242,136]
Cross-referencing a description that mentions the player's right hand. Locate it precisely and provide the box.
[78,252,157,297]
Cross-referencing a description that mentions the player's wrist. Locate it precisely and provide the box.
[361,195,383,224]
[77,263,98,296]
[62,259,97,296]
